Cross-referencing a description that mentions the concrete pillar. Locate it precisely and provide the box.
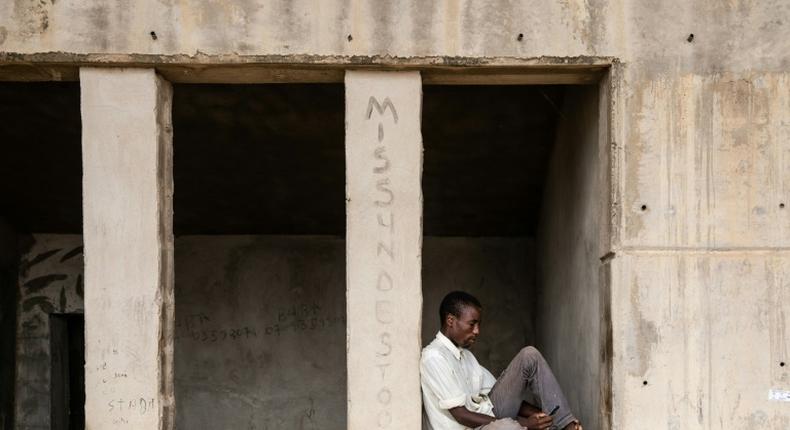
[345,71,423,429]
[80,68,174,429]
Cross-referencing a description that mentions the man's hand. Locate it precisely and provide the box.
[517,412,553,429]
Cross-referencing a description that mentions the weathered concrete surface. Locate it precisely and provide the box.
[0,218,18,430]
[12,235,83,430]
[1,1,788,428]
[175,236,535,430]
[81,68,174,429]
[345,71,423,429]
[619,73,790,248]
[0,0,787,76]
[611,252,790,429]
[538,84,608,429]
[608,71,790,429]
[12,235,533,429]
[174,235,532,430]
[173,236,347,430]
[0,0,613,58]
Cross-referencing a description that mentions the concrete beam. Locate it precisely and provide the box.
[345,71,423,429]
[0,54,611,84]
[80,68,174,429]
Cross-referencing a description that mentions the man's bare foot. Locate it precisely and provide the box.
[562,420,582,430]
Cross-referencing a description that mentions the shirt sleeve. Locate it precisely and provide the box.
[480,367,497,395]
[420,354,467,410]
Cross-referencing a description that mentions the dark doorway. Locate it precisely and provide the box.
[172,84,348,429]
[50,314,85,430]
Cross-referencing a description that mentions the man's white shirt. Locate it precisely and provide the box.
[420,332,497,430]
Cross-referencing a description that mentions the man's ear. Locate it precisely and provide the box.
[445,313,456,328]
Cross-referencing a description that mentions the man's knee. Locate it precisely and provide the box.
[519,346,543,360]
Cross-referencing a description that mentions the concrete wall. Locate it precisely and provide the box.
[3,2,789,427]
[13,234,533,429]
[173,235,347,430]
[14,235,84,430]
[538,85,607,429]
[0,218,18,430]
[0,0,786,73]
[175,236,534,430]
[611,72,790,428]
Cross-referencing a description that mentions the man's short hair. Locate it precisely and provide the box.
[439,291,482,327]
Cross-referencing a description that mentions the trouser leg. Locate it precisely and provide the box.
[489,346,576,429]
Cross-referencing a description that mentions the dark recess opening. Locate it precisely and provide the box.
[173,83,346,235]
[50,314,85,430]
[421,82,607,429]
[422,85,565,236]
[420,84,566,375]
[0,82,82,234]
[172,84,348,429]
[0,81,82,430]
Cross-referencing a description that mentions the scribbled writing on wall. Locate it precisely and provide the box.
[175,303,346,343]
[367,95,398,428]
[108,397,156,425]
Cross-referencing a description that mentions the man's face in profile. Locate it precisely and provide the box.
[447,305,482,349]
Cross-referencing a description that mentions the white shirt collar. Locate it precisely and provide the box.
[436,331,462,360]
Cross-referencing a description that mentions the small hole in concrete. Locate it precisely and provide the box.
[347,34,353,42]
[780,203,785,209]
[517,33,524,41]
[642,380,648,386]
[687,33,694,42]
[150,31,158,40]
[781,362,786,367]
[640,204,647,211]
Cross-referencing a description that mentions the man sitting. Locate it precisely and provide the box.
[420,291,583,430]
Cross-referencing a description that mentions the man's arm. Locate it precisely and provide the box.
[448,406,497,428]
[449,405,556,430]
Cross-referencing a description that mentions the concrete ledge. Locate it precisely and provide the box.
[0,54,612,83]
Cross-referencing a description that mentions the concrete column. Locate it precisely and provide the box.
[345,71,423,429]
[80,68,174,429]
